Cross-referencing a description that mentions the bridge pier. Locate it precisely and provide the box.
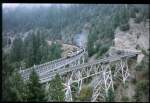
[78,56,82,64]
[91,63,114,102]
[75,60,78,66]
[82,56,85,64]
[103,64,114,95]
[121,58,130,84]
[91,74,105,102]
[64,74,73,101]
[19,48,138,102]
[113,58,130,84]
[77,71,83,95]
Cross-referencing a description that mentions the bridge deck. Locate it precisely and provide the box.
[19,48,85,76]
[20,50,139,84]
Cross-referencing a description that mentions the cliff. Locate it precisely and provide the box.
[110,18,149,63]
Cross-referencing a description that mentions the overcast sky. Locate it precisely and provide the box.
[3,3,72,9]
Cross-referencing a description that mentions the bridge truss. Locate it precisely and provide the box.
[19,47,139,102]
[63,56,132,102]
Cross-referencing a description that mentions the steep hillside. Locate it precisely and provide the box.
[90,12,149,101]
[2,4,149,102]
[109,17,149,102]
[114,18,149,52]
[112,17,149,61]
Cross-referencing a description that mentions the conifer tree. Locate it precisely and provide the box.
[26,69,46,101]
[2,70,26,101]
[105,88,115,102]
[10,37,23,62]
[48,73,65,101]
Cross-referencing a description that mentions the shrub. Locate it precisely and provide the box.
[131,78,137,84]
[105,88,115,102]
[122,96,129,102]
[123,81,129,89]
[134,80,149,102]
[71,82,79,101]
[120,23,130,31]
[133,7,139,13]
[113,83,118,90]
[134,14,143,23]
[135,63,143,71]
[84,77,92,84]
[78,86,92,101]
[141,48,148,56]
[136,80,149,93]
[135,56,149,71]
[71,82,78,92]
[96,43,110,58]
[130,11,136,18]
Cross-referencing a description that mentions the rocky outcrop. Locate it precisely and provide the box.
[114,19,149,51]
[112,18,149,63]
[114,18,149,52]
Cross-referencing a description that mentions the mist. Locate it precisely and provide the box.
[74,32,87,48]
[2,3,72,10]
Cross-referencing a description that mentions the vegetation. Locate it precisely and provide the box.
[134,14,143,23]
[10,37,23,63]
[129,8,136,18]
[87,4,149,57]
[2,4,149,102]
[71,82,79,101]
[133,50,149,102]
[5,29,63,69]
[134,80,149,102]
[48,74,65,101]
[122,96,129,102]
[87,5,130,57]
[26,69,46,101]
[48,41,63,61]
[105,88,115,102]
[2,70,26,101]
[135,55,149,80]
[120,23,130,31]
[78,85,93,101]
[123,81,129,89]
[96,43,111,58]
[2,54,26,101]
[23,30,62,68]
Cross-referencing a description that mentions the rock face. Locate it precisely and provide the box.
[112,18,149,63]
[114,18,149,52]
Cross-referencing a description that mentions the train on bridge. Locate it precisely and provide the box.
[67,49,84,58]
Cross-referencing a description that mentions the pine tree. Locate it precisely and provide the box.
[2,70,26,101]
[105,88,115,102]
[48,41,62,61]
[26,69,46,101]
[10,37,23,62]
[48,73,65,101]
